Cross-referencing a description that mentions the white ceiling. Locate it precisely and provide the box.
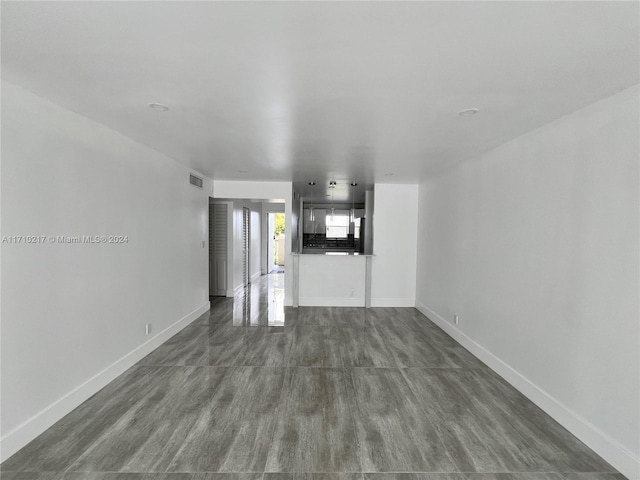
[2,1,638,202]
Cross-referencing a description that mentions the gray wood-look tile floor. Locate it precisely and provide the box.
[1,275,625,480]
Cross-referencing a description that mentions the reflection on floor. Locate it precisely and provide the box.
[1,274,623,479]
[227,271,286,326]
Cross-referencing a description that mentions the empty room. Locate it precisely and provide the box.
[1,2,638,480]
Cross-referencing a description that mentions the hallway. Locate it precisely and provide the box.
[1,274,621,479]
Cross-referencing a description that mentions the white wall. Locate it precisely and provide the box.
[231,202,244,292]
[212,181,293,305]
[371,184,419,307]
[250,205,261,281]
[0,82,211,460]
[415,85,639,478]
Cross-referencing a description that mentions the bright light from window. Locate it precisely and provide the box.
[326,210,350,238]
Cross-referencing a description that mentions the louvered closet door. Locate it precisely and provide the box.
[211,203,228,296]
[209,205,214,296]
[242,207,250,286]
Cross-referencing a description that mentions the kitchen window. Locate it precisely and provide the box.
[325,210,350,238]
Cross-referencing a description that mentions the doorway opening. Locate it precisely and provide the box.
[267,212,286,274]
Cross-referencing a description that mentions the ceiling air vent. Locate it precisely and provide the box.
[189,174,203,189]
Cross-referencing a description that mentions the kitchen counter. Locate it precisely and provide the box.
[291,252,373,307]
[298,250,371,255]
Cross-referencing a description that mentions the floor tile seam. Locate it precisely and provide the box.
[56,365,177,474]
[135,363,207,368]
[17,470,269,474]
[339,366,364,473]
[262,363,293,472]
[64,365,272,474]
[359,470,622,473]
[284,320,296,366]
[132,363,495,371]
[0,469,621,474]
[135,364,291,369]
[285,326,296,366]
[205,324,289,327]
[395,366,489,371]
[365,322,411,362]
[395,367,462,471]
[282,366,482,370]
[286,366,406,370]
[15,470,291,474]
[258,470,621,474]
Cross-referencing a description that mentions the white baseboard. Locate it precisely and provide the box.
[415,300,639,480]
[299,297,365,307]
[371,297,415,307]
[0,301,210,463]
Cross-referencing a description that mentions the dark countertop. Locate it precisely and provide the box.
[294,250,372,256]
[302,247,356,254]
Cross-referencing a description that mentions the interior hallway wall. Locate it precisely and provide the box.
[371,184,419,307]
[415,84,639,478]
[250,206,262,281]
[1,81,211,460]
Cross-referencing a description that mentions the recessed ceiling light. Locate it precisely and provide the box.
[458,108,479,116]
[308,181,316,186]
[148,103,169,111]
[350,182,358,186]
[329,181,337,187]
